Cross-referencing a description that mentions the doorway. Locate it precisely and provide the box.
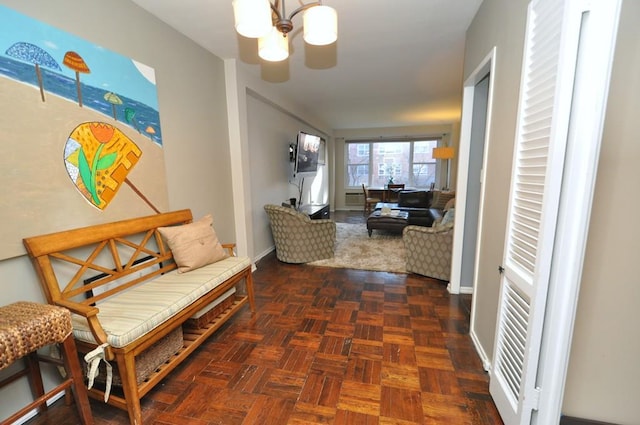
[450,48,495,299]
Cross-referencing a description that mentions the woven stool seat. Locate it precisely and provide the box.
[0,301,72,370]
[0,301,93,424]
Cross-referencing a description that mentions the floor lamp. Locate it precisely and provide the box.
[432,146,455,190]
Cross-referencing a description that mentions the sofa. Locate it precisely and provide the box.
[374,190,455,227]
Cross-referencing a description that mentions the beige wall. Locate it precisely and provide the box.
[0,0,233,420]
[464,0,639,423]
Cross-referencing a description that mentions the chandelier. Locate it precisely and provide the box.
[232,0,337,62]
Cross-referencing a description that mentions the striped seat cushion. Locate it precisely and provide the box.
[71,256,250,348]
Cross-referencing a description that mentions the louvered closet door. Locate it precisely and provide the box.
[489,0,583,423]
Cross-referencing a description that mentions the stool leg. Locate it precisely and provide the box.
[60,335,94,425]
[25,352,47,414]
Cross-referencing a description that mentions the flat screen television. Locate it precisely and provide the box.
[293,131,321,178]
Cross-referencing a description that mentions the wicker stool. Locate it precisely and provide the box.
[0,302,93,424]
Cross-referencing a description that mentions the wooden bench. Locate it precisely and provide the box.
[22,209,255,425]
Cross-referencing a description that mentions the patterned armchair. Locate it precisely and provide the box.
[403,222,454,281]
[264,204,336,264]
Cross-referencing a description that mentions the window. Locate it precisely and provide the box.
[345,139,439,188]
[356,144,369,157]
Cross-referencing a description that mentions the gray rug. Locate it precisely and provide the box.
[308,222,406,273]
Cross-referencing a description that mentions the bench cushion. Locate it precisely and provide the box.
[71,256,250,348]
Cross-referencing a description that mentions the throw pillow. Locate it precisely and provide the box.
[158,214,228,273]
[443,197,456,211]
[431,191,456,210]
[441,208,455,226]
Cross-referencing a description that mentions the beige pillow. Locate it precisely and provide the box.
[443,197,456,211]
[158,214,228,273]
[431,191,455,210]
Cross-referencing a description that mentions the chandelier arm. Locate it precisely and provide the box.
[270,0,283,20]
[286,1,322,21]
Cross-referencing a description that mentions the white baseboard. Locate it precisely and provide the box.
[470,328,492,372]
[14,391,66,425]
[254,246,275,263]
[459,285,474,295]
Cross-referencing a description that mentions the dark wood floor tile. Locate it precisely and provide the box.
[226,364,268,393]
[260,328,294,347]
[309,353,348,378]
[277,347,314,373]
[380,362,421,390]
[163,382,217,419]
[355,310,384,326]
[415,346,455,370]
[336,381,381,416]
[298,372,342,407]
[334,409,379,425]
[344,357,382,384]
[324,322,356,337]
[382,327,415,345]
[418,367,464,396]
[421,393,475,424]
[298,317,328,334]
[380,386,423,422]
[242,395,295,425]
[384,312,412,329]
[382,342,416,364]
[349,339,384,361]
[318,335,352,356]
[353,323,384,341]
[288,402,336,424]
[255,368,306,400]
[246,345,286,367]
[289,331,322,350]
[330,307,358,324]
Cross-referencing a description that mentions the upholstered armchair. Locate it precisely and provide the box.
[264,204,336,264]
[403,222,454,281]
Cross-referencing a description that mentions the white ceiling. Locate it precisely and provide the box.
[130,0,483,130]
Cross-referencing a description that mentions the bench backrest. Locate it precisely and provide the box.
[23,210,194,307]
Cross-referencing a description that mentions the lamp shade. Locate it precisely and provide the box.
[259,27,289,61]
[432,146,455,159]
[233,0,272,38]
[303,5,338,45]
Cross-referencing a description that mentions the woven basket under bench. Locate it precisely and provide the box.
[23,209,255,425]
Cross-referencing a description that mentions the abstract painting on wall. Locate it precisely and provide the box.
[0,5,169,259]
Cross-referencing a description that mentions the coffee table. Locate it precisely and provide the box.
[366,210,409,236]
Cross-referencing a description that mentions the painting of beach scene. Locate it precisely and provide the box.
[0,5,169,259]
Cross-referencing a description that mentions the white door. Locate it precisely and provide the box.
[489,0,583,423]
[489,0,622,422]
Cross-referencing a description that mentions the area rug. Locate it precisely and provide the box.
[308,222,406,273]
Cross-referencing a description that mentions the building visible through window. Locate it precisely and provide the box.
[345,138,439,188]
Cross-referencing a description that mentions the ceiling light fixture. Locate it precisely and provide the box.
[232,0,337,62]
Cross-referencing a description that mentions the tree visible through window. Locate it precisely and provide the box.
[345,139,438,188]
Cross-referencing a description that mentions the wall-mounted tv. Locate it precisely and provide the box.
[293,131,321,178]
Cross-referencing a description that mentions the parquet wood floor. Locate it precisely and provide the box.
[25,211,503,425]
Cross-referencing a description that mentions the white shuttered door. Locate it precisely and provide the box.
[489,0,583,423]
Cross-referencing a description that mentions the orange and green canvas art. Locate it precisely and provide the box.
[0,6,169,259]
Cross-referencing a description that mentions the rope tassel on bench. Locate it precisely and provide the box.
[84,343,112,402]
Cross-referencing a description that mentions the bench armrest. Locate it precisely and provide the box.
[55,299,110,351]
[222,243,236,256]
